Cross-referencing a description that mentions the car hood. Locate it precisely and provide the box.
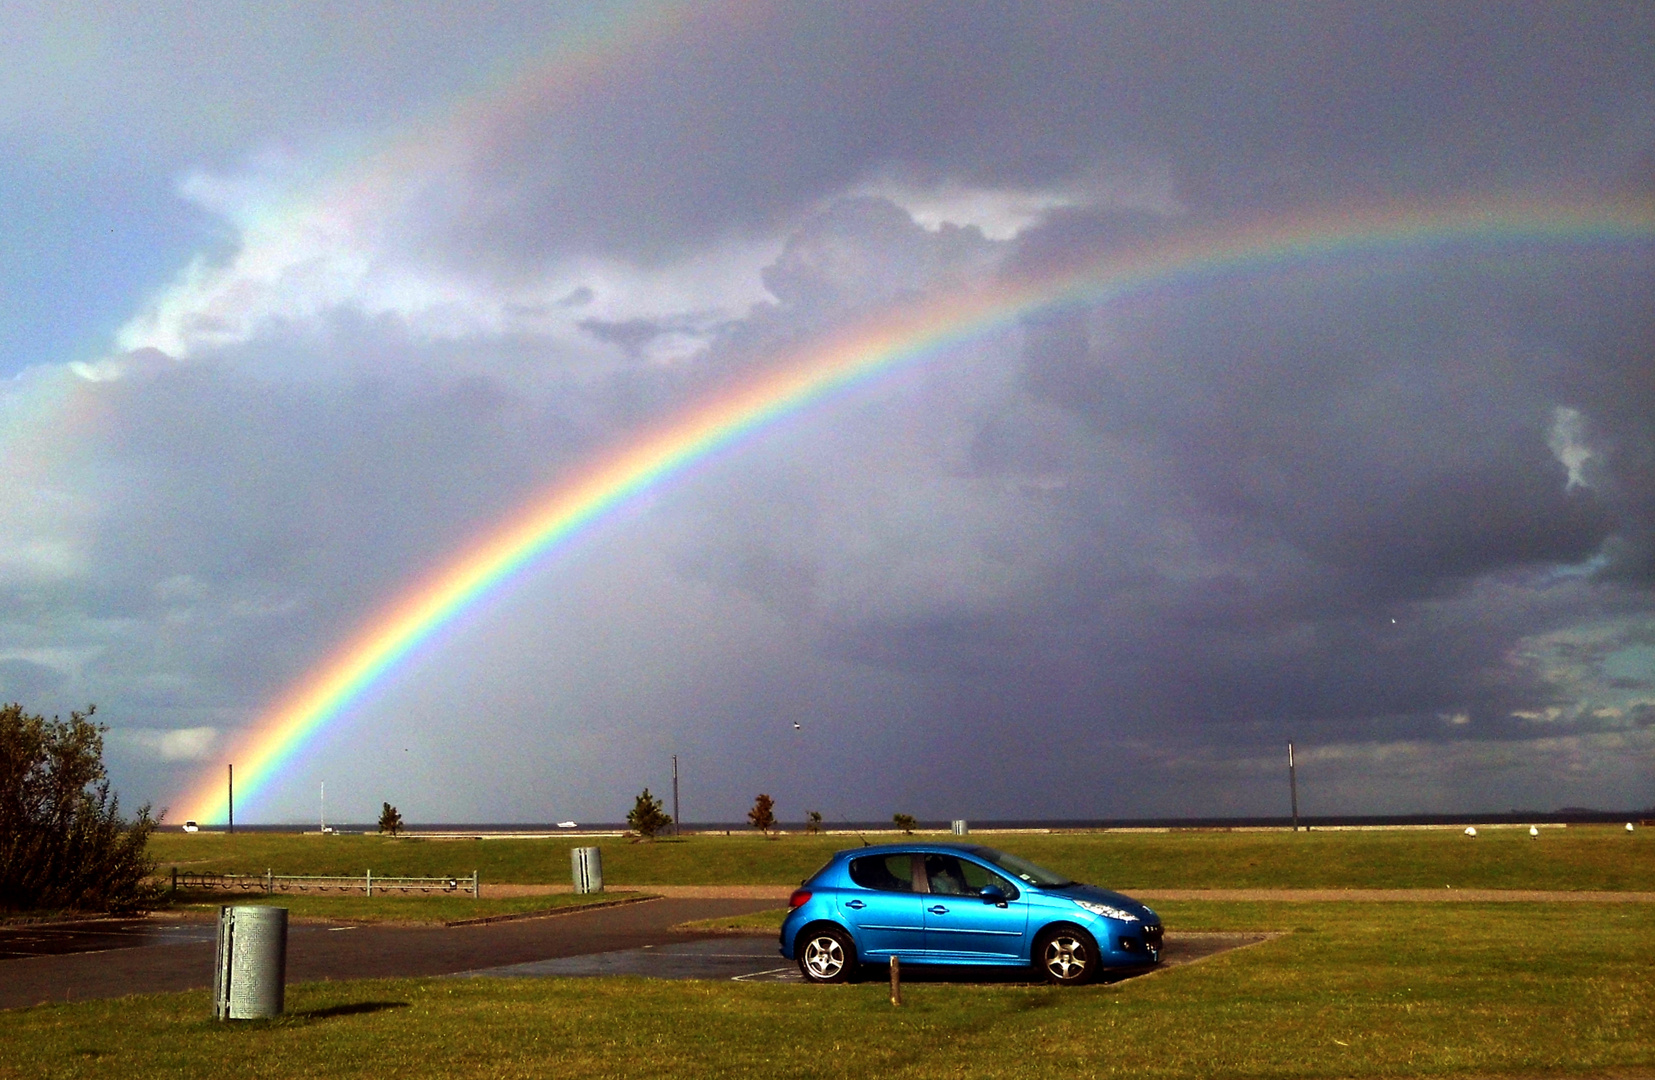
[1054,883,1159,923]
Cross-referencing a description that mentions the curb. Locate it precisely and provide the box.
[444,894,660,927]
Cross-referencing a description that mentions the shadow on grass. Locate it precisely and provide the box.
[843,963,1157,987]
[293,1001,412,1019]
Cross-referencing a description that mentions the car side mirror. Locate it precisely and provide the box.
[980,885,1008,906]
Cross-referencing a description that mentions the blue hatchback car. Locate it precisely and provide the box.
[780,842,1162,985]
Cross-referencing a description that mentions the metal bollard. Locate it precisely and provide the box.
[213,906,287,1020]
[951,819,969,836]
[571,846,603,893]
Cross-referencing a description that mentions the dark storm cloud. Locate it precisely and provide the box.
[440,0,1653,269]
[644,188,1652,817]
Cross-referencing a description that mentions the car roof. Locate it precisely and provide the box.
[832,841,991,859]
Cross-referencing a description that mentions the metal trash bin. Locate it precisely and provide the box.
[213,905,287,1020]
[571,846,603,894]
[951,819,969,836]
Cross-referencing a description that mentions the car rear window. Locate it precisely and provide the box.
[848,853,916,892]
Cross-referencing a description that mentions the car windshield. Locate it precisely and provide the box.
[971,847,1073,887]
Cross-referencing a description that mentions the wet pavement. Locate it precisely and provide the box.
[467,931,1274,984]
[0,898,776,1010]
[0,918,218,959]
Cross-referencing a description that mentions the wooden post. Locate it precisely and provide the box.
[889,955,902,1006]
[472,870,479,899]
[366,869,372,897]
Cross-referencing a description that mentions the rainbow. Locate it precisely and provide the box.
[175,197,1654,821]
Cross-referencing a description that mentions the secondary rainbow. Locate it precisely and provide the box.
[175,196,1654,822]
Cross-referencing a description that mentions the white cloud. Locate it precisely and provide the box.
[853,161,1180,240]
[110,153,782,378]
[119,726,218,762]
[1547,405,1594,490]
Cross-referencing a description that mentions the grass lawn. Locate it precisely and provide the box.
[2,901,1649,1079]
[147,824,1655,890]
[673,907,787,932]
[162,890,648,925]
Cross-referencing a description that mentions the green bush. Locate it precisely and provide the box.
[0,704,160,912]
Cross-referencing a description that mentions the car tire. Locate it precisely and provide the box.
[796,925,856,984]
[1034,924,1099,986]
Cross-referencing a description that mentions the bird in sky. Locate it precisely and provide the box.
[793,722,801,731]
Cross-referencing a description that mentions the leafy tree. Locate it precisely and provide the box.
[627,787,672,840]
[378,802,403,835]
[0,704,159,912]
[892,812,917,834]
[748,793,776,837]
[806,810,823,834]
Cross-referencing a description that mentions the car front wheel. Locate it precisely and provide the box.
[1035,925,1099,986]
[797,925,856,983]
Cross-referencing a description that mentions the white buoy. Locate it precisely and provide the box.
[1464,826,1478,837]
[1529,826,1539,837]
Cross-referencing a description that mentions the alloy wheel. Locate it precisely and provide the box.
[1042,934,1090,981]
[803,934,846,979]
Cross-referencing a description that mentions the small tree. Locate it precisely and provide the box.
[892,812,917,834]
[748,793,776,837]
[0,704,159,912]
[378,802,403,835]
[806,810,823,834]
[627,787,672,840]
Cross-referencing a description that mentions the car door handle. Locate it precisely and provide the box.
[844,899,865,910]
[928,905,949,915]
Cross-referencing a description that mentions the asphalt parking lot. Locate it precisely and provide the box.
[1,900,1271,1009]
[0,897,776,1010]
[468,930,1274,984]
[0,918,219,959]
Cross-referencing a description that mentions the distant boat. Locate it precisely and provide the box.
[557,821,578,829]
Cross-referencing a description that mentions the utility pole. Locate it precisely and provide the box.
[672,755,681,838]
[320,781,326,833]
[228,763,234,835]
[1288,742,1299,832]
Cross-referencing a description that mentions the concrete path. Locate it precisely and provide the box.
[1130,888,1655,902]
[482,884,1655,903]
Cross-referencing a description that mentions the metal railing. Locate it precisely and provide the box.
[171,868,479,898]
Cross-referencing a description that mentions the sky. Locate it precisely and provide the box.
[2,1,1651,825]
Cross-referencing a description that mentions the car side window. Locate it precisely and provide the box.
[926,854,1019,900]
[848,854,917,892]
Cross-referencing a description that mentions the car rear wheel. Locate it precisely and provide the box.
[1034,925,1098,986]
[797,926,856,983]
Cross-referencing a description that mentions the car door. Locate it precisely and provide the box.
[839,852,927,958]
[921,853,1028,960]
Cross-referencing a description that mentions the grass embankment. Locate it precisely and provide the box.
[166,891,645,925]
[4,901,1650,1079]
[148,824,1654,890]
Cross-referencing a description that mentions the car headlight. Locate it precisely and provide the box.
[1072,899,1140,922]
